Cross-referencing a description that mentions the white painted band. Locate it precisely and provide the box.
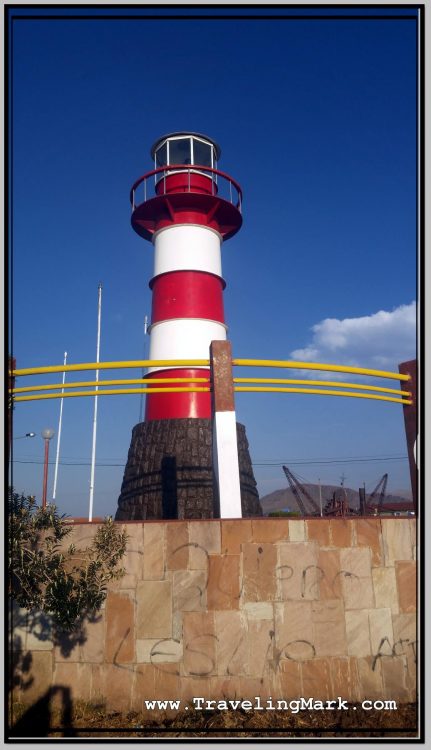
[213,410,242,519]
[148,318,228,334]
[148,318,227,372]
[153,223,223,242]
[153,224,223,278]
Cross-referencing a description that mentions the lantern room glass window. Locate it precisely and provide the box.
[193,139,212,167]
[155,141,167,167]
[168,138,192,165]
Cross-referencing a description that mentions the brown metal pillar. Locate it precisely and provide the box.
[210,339,235,414]
[399,359,417,512]
[8,356,16,465]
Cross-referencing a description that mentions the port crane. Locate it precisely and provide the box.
[366,473,388,512]
[282,466,321,516]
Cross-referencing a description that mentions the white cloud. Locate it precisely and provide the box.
[291,302,416,375]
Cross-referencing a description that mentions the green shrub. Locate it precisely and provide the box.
[8,488,128,631]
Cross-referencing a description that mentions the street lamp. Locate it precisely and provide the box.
[41,428,55,509]
[13,432,36,440]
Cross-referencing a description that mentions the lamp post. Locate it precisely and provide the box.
[41,428,55,509]
[13,432,36,440]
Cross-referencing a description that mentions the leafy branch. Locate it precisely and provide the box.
[8,489,128,631]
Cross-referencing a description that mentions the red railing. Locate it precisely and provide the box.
[130,164,243,213]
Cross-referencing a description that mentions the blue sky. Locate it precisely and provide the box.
[9,6,418,517]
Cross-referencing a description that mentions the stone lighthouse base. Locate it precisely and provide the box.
[115,418,262,520]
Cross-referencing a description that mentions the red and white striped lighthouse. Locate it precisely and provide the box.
[132,132,242,420]
[116,133,261,520]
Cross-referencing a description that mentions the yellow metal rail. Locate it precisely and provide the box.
[11,360,210,377]
[233,377,411,397]
[13,387,211,403]
[11,358,410,381]
[13,385,411,405]
[13,377,210,394]
[234,386,411,405]
[233,359,410,382]
[10,357,410,405]
[12,377,409,398]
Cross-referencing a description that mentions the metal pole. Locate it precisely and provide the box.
[89,284,102,522]
[52,351,67,501]
[42,439,50,509]
[8,356,16,466]
[318,477,323,517]
[398,360,417,512]
[359,483,366,516]
[138,315,148,423]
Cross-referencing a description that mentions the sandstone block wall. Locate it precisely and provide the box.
[11,518,417,713]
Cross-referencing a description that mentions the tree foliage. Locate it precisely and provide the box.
[8,489,128,631]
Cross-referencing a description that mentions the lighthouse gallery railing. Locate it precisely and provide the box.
[130,165,243,212]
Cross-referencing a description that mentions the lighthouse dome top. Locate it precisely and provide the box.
[151,132,221,169]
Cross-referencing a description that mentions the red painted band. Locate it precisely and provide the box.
[155,171,217,197]
[144,368,211,420]
[150,269,226,290]
[151,271,225,324]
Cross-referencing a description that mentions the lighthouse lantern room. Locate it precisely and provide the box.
[153,132,219,170]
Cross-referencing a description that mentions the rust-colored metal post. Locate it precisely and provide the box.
[42,438,50,509]
[399,359,417,512]
[8,356,16,465]
[210,340,235,414]
[210,340,242,518]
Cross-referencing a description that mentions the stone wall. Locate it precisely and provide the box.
[11,518,417,714]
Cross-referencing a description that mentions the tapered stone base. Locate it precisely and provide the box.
[115,418,262,520]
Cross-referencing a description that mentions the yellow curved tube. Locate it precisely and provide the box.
[11,358,410,383]
[234,386,411,405]
[233,359,410,382]
[11,360,210,377]
[12,385,411,406]
[12,376,210,394]
[233,377,410,396]
[13,386,211,402]
[10,377,409,398]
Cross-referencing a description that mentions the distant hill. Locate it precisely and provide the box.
[260,483,412,516]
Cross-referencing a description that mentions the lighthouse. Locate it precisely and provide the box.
[116,132,262,520]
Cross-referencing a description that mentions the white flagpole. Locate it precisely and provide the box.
[52,351,67,501]
[89,283,102,522]
[138,315,148,423]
